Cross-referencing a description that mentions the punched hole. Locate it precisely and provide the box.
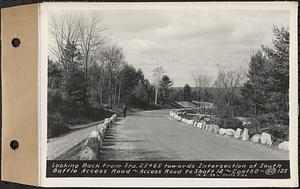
[10,140,19,150]
[11,38,21,48]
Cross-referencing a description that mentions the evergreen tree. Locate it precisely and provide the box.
[241,26,289,141]
[61,42,85,113]
[241,50,269,116]
[183,84,191,101]
[262,26,289,124]
[159,75,173,98]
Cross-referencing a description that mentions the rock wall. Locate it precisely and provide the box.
[169,110,289,152]
[78,114,118,160]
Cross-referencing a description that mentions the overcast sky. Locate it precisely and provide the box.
[49,9,290,87]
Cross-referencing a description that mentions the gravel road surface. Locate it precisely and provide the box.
[99,109,288,160]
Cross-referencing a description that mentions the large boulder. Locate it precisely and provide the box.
[187,119,194,126]
[174,114,178,119]
[251,134,261,143]
[197,122,203,129]
[201,121,206,130]
[205,123,211,131]
[101,122,108,131]
[96,123,104,133]
[185,119,190,124]
[193,121,198,127]
[109,116,114,124]
[84,131,101,153]
[225,129,235,136]
[112,114,118,121]
[219,128,227,135]
[242,128,249,141]
[208,124,213,132]
[104,118,111,127]
[212,124,219,134]
[99,127,106,140]
[173,114,180,121]
[103,122,108,131]
[234,128,242,139]
[278,141,289,151]
[79,146,97,160]
[260,132,272,145]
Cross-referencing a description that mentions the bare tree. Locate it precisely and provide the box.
[115,62,126,105]
[152,66,165,105]
[78,12,107,106]
[49,12,81,67]
[89,58,106,107]
[214,64,246,114]
[191,72,212,114]
[214,65,246,90]
[99,45,124,108]
[191,72,211,101]
[49,12,107,108]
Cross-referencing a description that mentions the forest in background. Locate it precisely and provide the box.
[48,12,289,143]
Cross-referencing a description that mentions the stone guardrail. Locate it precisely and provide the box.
[169,110,289,152]
[78,114,118,160]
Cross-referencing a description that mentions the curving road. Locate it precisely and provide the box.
[99,109,288,160]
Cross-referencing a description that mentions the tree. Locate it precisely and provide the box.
[152,66,165,105]
[79,12,107,107]
[50,12,81,68]
[241,50,269,116]
[50,12,107,108]
[191,73,211,101]
[99,45,124,108]
[242,26,289,127]
[48,59,63,110]
[262,26,289,124]
[183,84,192,101]
[213,64,246,126]
[61,42,85,114]
[118,63,147,105]
[89,60,105,106]
[191,72,212,113]
[159,75,173,99]
[214,65,245,108]
[130,82,149,107]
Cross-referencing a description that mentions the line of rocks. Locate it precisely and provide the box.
[78,114,118,160]
[169,110,289,151]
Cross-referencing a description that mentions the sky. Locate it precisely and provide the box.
[49,9,290,87]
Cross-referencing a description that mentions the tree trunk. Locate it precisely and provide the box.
[196,89,199,113]
[108,77,112,109]
[84,55,89,108]
[114,81,117,105]
[155,87,158,105]
[118,83,121,105]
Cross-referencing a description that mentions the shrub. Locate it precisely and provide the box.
[244,117,289,142]
[243,119,260,137]
[218,117,242,130]
[48,111,69,139]
[257,113,276,128]
[267,124,289,143]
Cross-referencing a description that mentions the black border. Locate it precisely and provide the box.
[0,0,299,188]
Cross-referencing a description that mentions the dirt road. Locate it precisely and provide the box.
[100,109,288,160]
[47,121,101,160]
